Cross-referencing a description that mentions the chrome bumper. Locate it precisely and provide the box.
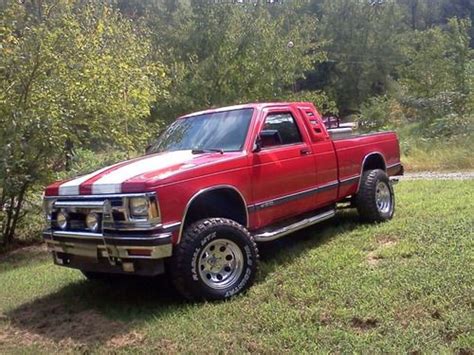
[43,229,173,260]
[43,230,173,275]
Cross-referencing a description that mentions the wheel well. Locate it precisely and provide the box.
[183,188,247,229]
[362,154,386,172]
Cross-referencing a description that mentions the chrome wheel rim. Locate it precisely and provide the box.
[198,238,244,290]
[375,181,392,214]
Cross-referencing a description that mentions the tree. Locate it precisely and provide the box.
[0,0,166,245]
[312,0,405,113]
[146,2,325,121]
[395,18,473,136]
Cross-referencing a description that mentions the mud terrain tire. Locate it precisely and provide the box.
[355,169,395,222]
[170,218,259,301]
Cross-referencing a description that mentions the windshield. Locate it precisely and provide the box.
[148,108,254,153]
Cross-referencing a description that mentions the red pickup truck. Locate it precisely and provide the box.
[43,102,403,300]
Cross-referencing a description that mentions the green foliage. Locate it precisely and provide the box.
[0,0,164,244]
[56,148,130,181]
[284,90,338,115]
[310,0,405,112]
[356,95,405,132]
[400,131,474,171]
[396,18,473,138]
[149,2,324,120]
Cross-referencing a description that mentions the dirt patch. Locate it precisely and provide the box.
[106,330,145,348]
[376,235,398,247]
[367,252,383,266]
[5,298,143,349]
[319,312,332,326]
[366,236,398,266]
[0,243,47,260]
[395,304,430,328]
[0,242,46,258]
[0,244,48,271]
[351,317,378,331]
[431,310,442,320]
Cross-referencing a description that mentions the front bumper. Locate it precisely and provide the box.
[43,229,173,276]
[43,192,178,276]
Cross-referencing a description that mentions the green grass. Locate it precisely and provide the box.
[0,180,473,353]
[397,125,474,172]
[401,138,474,171]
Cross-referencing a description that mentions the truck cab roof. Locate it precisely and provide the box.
[179,102,316,119]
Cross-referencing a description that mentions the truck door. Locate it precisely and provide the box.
[250,106,317,228]
[298,105,338,208]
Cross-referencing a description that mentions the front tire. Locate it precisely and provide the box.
[170,218,259,301]
[355,169,395,222]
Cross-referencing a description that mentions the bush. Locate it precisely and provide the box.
[8,148,132,247]
[57,148,131,181]
[284,90,338,115]
[356,96,404,132]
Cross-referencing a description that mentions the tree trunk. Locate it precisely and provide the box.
[1,183,28,246]
[65,138,73,171]
[411,0,418,30]
[6,184,28,245]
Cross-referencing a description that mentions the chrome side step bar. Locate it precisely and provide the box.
[253,209,336,242]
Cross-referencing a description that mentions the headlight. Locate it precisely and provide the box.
[129,197,149,218]
[56,210,69,230]
[86,212,100,232]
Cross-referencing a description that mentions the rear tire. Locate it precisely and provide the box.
[355,169,394,222]
[170,218,259,301]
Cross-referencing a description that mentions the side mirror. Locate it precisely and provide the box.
[253,130,283,152]
[253,136,262,153]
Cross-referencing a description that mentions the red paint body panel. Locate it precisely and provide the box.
[45,102,403,241]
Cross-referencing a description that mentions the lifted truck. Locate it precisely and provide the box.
[43,102,403,300]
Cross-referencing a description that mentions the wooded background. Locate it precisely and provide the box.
[1,0,473,247]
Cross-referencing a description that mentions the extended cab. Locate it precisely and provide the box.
[43,102,403,300]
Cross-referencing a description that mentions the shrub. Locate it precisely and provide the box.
[356,96,404,132]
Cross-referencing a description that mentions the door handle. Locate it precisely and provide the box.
[300,148,310,155]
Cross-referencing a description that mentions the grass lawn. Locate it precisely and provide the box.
[0,180,473,353]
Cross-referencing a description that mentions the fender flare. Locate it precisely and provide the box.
[356,152,387,193]
[178,185,249,243]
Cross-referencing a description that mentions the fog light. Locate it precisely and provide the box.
[86,212,100,232]
[56,211,68,230]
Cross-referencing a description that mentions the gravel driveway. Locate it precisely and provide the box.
[401,171,474,180]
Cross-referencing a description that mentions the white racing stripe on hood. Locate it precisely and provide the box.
[91,150,194,194]
[58,164,121,196]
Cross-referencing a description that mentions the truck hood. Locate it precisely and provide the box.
[47,150,242,196]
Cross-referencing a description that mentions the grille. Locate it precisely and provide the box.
[51,196,125,233]
[47,193,159,233]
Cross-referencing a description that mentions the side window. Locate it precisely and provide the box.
[261,112,302,148]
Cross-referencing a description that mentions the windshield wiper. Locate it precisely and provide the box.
[191,148,224,155]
